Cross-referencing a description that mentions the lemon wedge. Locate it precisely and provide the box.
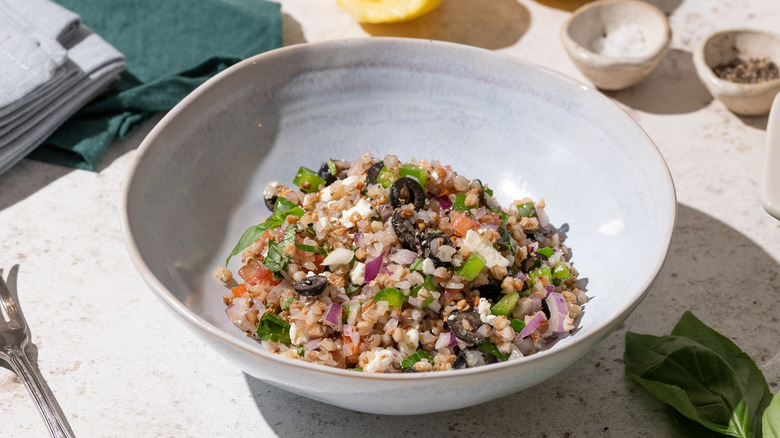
[337,0,443,24]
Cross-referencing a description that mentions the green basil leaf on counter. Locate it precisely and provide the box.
[672,312,773,437]
[625,332,751,437]
[625,311,773,438]
[764,393,780,438]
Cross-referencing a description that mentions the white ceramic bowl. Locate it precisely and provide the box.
[120,38,676,415]
[561,0,671,90]
[693,29,780,116]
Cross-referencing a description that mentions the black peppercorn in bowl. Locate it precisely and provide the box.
[694,28,780,116]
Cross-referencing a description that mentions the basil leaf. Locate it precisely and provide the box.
[401,349,432,370]
[225,199,304,265]
[672,312,772,437]
[625,332,751,437]
[264,225,297,273]
[256,312,291,344]
[225,223,269,266]
[763,393,780,438]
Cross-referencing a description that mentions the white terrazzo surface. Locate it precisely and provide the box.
[1,0,779,436]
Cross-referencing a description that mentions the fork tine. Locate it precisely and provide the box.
[0,271,24,327]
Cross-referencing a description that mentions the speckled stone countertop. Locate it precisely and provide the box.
[1,0,779,436]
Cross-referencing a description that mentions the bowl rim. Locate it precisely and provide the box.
[119,37,678,381]
[560,0,672,66]
[693,28,780,96]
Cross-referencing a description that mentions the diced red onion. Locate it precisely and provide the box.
[379,203,394,220]
[364,254,384,282]
[545,284,554,294]
[514,271,526,281]
[408,296,423,308]
[323,303,342,330]
[389,248,417,265]
[225,297,264,332]
[437,195,452,211]
[546,292,570,333]
[481,222,499,232]
[304,338,322,350]
[353,233,362,245]
[517,312,545,339]
[447,331,458,348]
[473,206,487,220]
[434,331,453,350]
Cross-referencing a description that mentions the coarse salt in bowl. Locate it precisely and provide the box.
[561,0,672,90]
[120,38,676,415]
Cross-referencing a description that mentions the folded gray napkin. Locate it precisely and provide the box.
[0,0,125,175]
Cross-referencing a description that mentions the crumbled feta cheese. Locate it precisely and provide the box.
[321,247,354,266]
[289,323,308,346]
[340,198,374,228]
[364,349,394,373]
[398,328,420,357]
[422,258,435,275]
[477,297,497,324]
[463,229,509,268]
[319,186,333,202]
[350,262,366,285]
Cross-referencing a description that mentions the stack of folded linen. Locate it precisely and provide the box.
[0,0,125,175]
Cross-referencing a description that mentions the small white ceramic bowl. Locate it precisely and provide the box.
[120,38,676,415]
[561,0,671,90]
[693,29,780,116]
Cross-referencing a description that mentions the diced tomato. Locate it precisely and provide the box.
[450,212,477,237]
[231,283,247,298]
[238,259,280,287]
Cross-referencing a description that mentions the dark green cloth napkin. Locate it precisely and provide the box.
[30,0,282,170]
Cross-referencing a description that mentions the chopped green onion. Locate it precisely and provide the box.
[491,292,519,316]
[377,166,395,188]
[297,346,305,356]
[552,263,571,280]
[509,318,526,333]
[517,202,536,218]
[327,159,338,177]
[280,297,294,310]
[410,275,438,307]
[373,287,405,310]
[401,349,433,370]
[256,312,291,344]
[345,284,361,296]
[294,243,325,255]
[536,247,554,258]
[477,340,510,361]
[457,253,486,281]
[409,258,424,271]
[399,163,428,188]
[527,266,552,284]
[451,193,469,211]
[292,166,327,193]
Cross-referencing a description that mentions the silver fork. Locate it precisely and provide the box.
[0,269,74,438]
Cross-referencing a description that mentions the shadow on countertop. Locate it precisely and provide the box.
[244,203,780,437]
[605,49,713,115]
[360,0,530,50]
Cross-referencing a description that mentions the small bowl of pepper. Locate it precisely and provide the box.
[560,0,672,90]
[694,29,780,116]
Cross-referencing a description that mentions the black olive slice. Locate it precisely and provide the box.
[391,210,421,252]
[475,282,502,303]
[389,177,425,210]
[318,162,337,186]
[365,162,385,186]
[421,231,453,268]
[264,195,278,212]
[446,310,486,345]
[293,275,329,296]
